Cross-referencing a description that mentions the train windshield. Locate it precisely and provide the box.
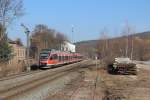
[40,53,49,59]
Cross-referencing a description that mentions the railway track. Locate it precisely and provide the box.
[70,70,98,100]
[0,60,88,100]
[0,70,42,81]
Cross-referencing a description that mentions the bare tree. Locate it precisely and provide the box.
[55,32,68,50]
[30,24,68,60]
[130,29,136,60]
[99,27,109,59]
[121,22,135,58]
[0,0,23,25]
[0,0,23,41]
[0,0,23,63]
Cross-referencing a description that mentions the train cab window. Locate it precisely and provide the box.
[49,56,53,60]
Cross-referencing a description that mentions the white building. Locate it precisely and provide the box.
[61,41,76,52]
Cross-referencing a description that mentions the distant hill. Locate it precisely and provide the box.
[132,31,150,39]
[75,39,98,48]
[76,31,150,46]
[75,31,150,56]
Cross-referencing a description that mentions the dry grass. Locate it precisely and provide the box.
[99,68,150,100]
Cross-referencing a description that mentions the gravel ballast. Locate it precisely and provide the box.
[8,71,81,100]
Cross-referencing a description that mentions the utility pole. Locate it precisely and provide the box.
[130,37,134,60]
[125,20,129,57]
[21,23,30,71]
[95,56,98,79]
[71,25,74,43]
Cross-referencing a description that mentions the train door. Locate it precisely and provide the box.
[48,53,59,65]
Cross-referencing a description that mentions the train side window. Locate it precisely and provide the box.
[62,56,64,61]
[61,56,63,61]
[50,54,58,60]
[70,56,72,60]
[53,54,58,60]
[58,56,62,61]
[60,56,62,61]
[64,56,66,60]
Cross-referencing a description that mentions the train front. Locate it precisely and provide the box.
[39,52,49,67]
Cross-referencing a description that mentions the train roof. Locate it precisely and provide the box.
[40,49,71,54]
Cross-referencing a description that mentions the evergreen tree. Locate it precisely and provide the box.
[0,24,11,62]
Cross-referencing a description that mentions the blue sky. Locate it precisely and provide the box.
[8,0,150,44]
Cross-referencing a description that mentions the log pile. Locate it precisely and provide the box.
[113,58,137,75]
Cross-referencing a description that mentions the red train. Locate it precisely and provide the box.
[39,49,83,68]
